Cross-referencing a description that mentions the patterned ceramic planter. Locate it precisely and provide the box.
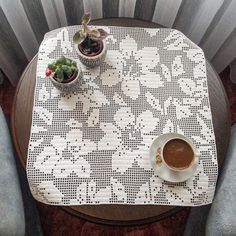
[50,62,83,93]
[75,40,107,68]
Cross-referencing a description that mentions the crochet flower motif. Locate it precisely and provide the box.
[97,107,158,173]
[101,35,163,100]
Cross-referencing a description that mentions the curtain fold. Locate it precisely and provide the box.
[0,0,235,85]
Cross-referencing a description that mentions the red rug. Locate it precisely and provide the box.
[0,67,235,236]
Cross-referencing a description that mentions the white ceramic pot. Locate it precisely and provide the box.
[75,40,107,68]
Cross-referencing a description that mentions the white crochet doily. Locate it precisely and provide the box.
[27,26,217,206]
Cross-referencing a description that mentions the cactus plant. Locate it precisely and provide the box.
[73,13,108,56]
[45,56,78,83]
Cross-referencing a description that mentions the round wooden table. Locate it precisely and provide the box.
[11,18,231,226]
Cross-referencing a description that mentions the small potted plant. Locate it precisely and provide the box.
[45,56,83,93]
[73,13,108,68]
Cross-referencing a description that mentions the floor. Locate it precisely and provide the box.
[221,67,236,123]
[0,66,235,236]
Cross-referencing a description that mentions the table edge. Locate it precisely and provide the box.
[11,54,38,167]
[61,205,184,226]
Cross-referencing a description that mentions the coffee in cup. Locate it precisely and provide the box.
[162,138,195,171]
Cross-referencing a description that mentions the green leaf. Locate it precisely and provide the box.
[89,29,100,37]
[87,29,100,41]
[48,63,56,71]
[82,13,91,25]
[61,65,69,70]
[67,69,73,77]
[65,58,71,66]
[97,28,108,39]
[55,68,64,81]
[55,68,61,74]
[72,61,77,67]
[73,30,87,44]
[88,28,108,41]
[56,56,66,65]
[62,65,72,77]
[71,66,77,73]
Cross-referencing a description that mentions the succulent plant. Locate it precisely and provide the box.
[45,56,78,83]
[73,13,108,46]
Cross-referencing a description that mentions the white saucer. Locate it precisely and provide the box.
[149,133,198,183]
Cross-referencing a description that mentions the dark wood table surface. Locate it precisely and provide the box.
[11,18,231,226]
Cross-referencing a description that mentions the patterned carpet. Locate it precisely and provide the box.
[0,66,235,236]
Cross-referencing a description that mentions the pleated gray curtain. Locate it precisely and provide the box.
[0,0,236,85]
